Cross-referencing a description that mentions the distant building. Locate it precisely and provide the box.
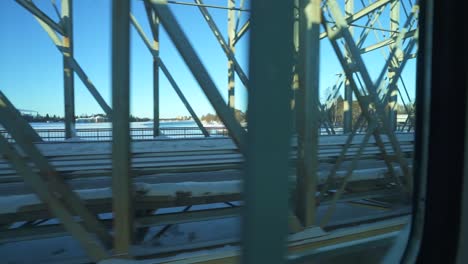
[76,115,109,123]
[397,114,408,124]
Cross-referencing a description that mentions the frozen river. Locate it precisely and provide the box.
[29,120,201,129]
[0,121,228,141]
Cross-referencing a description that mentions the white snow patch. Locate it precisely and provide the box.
[0,194,40,214]
[0,181,241,214]
[135,180,241,197]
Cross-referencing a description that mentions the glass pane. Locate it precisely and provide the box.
[287,0,418,262]
[0,0,420,263]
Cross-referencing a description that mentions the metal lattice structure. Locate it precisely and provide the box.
[0,0,418,262]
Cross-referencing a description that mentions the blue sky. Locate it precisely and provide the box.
[0,0,416,118]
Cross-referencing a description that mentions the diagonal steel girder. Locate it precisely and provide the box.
[15,0,65,35]
[130,12,210,137]
[360,3,419,132]
[230,0,394,47]
[0,91,42,142]
[149,1,247,153]
[319,0,392,39]
[322,1,417,127]
[375,4,419,101]
[328,1,417,128]
[322,2,388,123]
[322,2,417,113]
[16,2,113,117]
[320,121,378,227]
[367,2,419,114]
[322,0,412,190]
[0,134,109,262]
[0,96,112,255]
[232,0,246,42]
[232,19,249,46]
[194,0,249,91]
[320,4,410,192]
[360,29,417,54]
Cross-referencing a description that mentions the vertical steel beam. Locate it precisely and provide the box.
[30,17,113,117]
[194,0,249,90]
[62,0,75,139]
[150,3,247,152]
[0,135,109,262]
[227,0,236,109]
[295,0,321,227]
[343,0,354,133]
[242,0,293,263]
[144,2,160,137]
[129,13,210,137]
[388,0,401,131]
[111,0,133,256]
[292,0,299,133]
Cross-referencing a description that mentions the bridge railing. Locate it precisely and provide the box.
[0,125,414,142]
[0,126,229,142]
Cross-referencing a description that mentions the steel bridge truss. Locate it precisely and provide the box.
[0,0,418,262]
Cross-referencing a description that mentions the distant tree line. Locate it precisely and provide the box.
[22,113,63,123]
[21,111,252,124]
[21,113,152,123]
[77,113,152,122]
[129,115,151,122]
[201,109,247,123]
[326,96,361,125]
[326,96,414,126]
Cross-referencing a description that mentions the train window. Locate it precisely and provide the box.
[2,0,465,263]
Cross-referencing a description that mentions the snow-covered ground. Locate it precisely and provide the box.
[17,121,228,141]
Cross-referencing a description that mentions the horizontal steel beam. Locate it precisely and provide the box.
[156,216,409,263]
[360,29,417,54]
[320,0,392,39]
[165,0,249,11]
[137,206,241,227]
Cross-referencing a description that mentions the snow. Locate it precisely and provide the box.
[0,165,408,214]
[0,181,241,214]
[201,121,224,128]
[135,180,241,197]
[0,193,41,214]
[95,245,239,264]
[0,235,88,264]
[316,167,404,184]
